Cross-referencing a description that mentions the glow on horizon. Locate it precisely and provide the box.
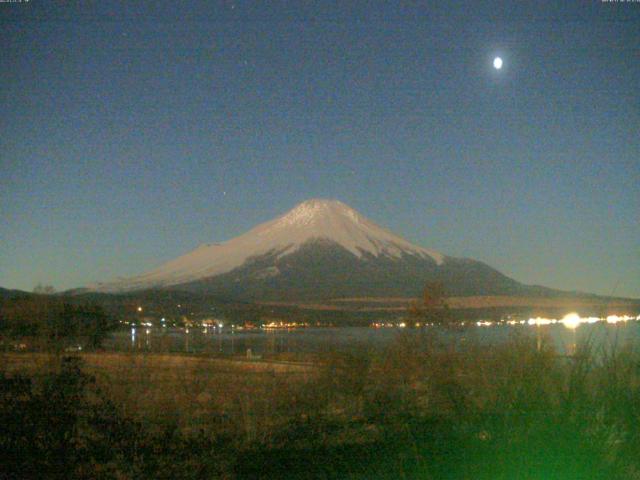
[560,313,581,330]
[473,313,639,328]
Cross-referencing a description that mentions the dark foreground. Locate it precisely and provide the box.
[2,332,639,479]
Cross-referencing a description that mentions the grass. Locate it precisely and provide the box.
[2,329,640,479]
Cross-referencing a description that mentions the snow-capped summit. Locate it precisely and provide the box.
[92,199,445,293]
[257,198,443,262]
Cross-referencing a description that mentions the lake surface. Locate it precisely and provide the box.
[105,320,640,357]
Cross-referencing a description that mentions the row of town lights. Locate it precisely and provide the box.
[479,313,640,330]
[371,313,639,330]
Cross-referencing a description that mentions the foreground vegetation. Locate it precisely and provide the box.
[0,296,118,350]
[2,329,640,479]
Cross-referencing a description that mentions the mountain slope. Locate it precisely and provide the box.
[178,239,527,301]
[92,199,444,293]
[0,287,32,300]
[91,198,536,300]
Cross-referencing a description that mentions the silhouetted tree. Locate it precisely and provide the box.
[410,281,455,327]
[33,283,56,294]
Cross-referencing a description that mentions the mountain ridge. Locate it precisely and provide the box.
[86,199,600,302]
[91,199,445,293]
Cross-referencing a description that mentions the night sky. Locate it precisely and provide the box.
[1,1,638,297]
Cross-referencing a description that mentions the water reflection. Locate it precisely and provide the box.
[108,321,640,357]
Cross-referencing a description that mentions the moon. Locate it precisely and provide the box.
[493,57,503,70]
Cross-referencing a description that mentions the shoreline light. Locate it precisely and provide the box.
[369,313,639,330]
[528,318,556,326]
[560,313,581,330]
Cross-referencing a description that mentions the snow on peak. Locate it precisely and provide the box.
[92,199,444,292]
[275,199,363,227]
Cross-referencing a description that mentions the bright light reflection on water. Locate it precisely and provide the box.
[108,316,640,357]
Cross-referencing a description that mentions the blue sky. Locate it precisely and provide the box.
[1,1,638,297]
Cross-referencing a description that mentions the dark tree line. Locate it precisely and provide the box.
[0,296,118,349]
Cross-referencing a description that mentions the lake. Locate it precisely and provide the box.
[105,317,640,357]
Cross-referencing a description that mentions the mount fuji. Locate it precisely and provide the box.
[90,199,536,300]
